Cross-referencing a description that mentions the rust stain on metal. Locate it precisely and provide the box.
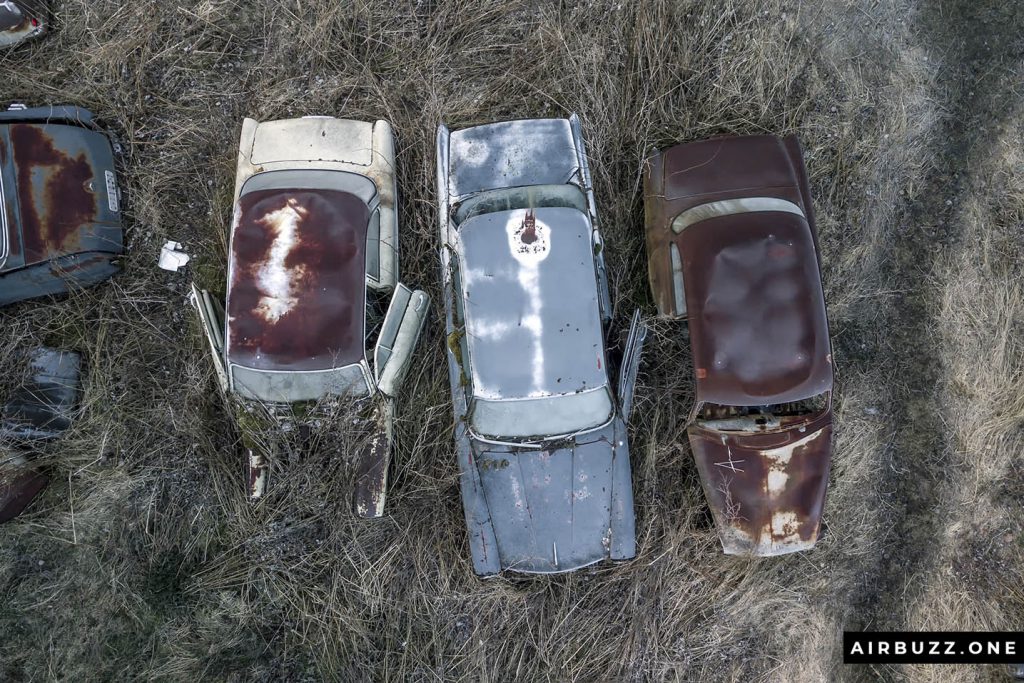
[10,124,97,264]
[227,188,368,372]
[689,409,832,555]
[519,210,538,244]
[353,407,390,518]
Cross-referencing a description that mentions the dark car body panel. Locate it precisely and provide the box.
[0,106,123,306]
[226,187,369,372]
[643,134,833,556]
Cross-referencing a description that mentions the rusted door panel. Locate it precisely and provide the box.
[352,400,393,519]
[688,411,832,556]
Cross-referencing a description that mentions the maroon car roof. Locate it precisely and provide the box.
[226,188,368,372]
[679,210,832,405]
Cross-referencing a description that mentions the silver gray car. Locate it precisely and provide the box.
[436,114,646,576]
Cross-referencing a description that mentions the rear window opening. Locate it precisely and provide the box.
[696,394,828,432]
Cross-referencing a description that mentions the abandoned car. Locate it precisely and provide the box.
[0,105,123,306]
[192,116,428,517]
[437,115,646,575]
[0,347,80,523]
[643,134,833,556]
[0,1,46,49]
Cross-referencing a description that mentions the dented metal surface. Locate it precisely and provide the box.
[0,106,123,306]
[643,134,833,556]
[438,115,644,576]
[192,116,428,514]
[0,0,46,49]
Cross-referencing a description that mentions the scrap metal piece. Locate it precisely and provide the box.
[1,347,81,441]
[0,105,123,306]
[643,134,833,556]
[438,115,641,576]
[0,453,48,522]
[0,1,47,50]
[0,346,81,523]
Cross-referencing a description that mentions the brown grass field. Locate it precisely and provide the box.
[1,1,1023,681]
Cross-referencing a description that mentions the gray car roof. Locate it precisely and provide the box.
[447,118,581,199]
[456,206,607,401]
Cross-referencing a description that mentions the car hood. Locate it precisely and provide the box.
[471,428,630,573]
[688,408,832,556]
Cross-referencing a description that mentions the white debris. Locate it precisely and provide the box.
[158,241,191,272]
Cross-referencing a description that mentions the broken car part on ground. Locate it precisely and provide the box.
[644,134,833,556]
[0,0,47,50]
[0,347,80,522]
[192,116,428,517]
[0,104,123,306]
[437,114,646,576]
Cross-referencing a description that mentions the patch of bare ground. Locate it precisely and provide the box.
[0,1,1021,681]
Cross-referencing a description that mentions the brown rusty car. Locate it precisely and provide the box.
[643,134,833,556]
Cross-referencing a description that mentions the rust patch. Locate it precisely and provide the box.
[510,208,549,258]
[227,188,369,372]
[0,464,48,523]
[10,124,96,264]
[519,210,538,244]
[689,407,832,556]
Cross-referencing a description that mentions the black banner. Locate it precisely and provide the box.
[844,632,1024,664]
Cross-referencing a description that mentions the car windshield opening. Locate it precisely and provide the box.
[470,387,613,440]
[696,393,829,433]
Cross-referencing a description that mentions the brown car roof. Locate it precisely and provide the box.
[226,188,368,372]
[644,135,832,406]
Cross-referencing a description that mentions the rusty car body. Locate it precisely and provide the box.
[192,116,428,517]
[0,1,46,49]
[0,347,80,522]
[0,105,123,306]
[437,115,646,576]
[643,134,833,556]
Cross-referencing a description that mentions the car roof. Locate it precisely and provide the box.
[226,185,369,372]
[679,209,833,406]
[456,206,608,401]
[446,118,580,199]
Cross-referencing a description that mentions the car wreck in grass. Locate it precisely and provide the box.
[0,347,80,522]
[643,134,833,556]
[0,1,47,49]
[0,105,123,306]
[437,115,646,576]
[192,116,428,517]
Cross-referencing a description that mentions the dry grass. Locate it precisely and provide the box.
[1,1,1022,681]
